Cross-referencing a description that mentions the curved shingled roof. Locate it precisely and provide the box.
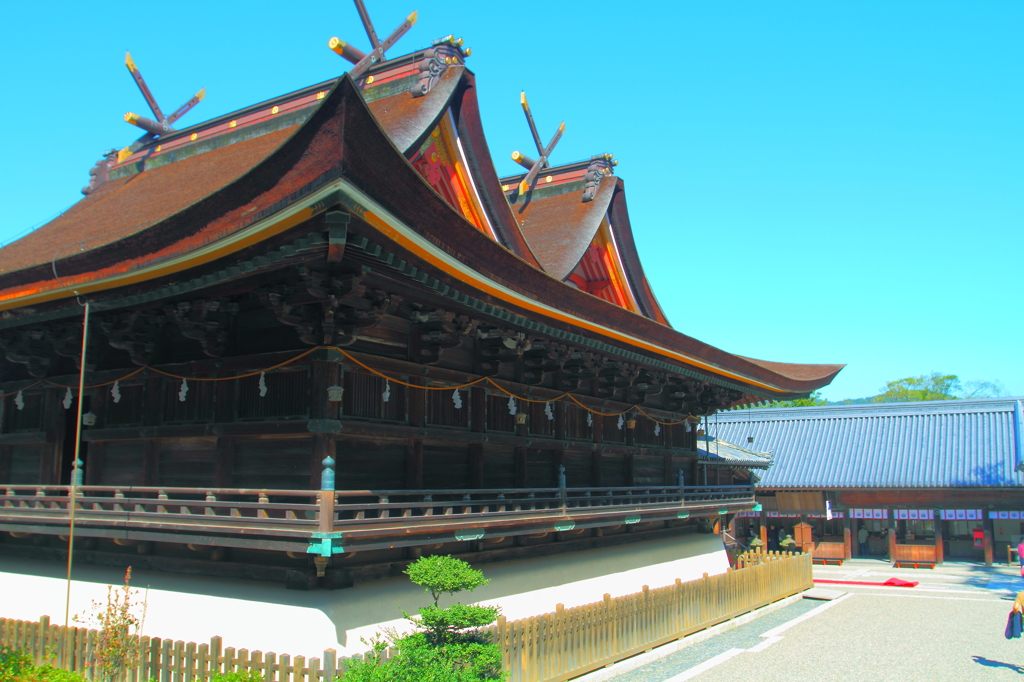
[713,399,1024,488]
[0,51,842,400]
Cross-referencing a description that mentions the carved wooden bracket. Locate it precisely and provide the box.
[163,299,240,358]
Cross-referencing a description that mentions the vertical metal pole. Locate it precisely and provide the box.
[64,299,89,627]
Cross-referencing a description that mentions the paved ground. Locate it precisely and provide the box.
[610,559,1024,681]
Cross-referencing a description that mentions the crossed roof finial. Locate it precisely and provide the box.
[329,0,418,80]
[510,92,565,196]
[122,52,205,142]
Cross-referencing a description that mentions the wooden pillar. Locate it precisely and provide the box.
[0,445,10,484]
[468,443,484,488]
[470,387,486,433]
[983,513,995,567]
[591,450,602,487]
[842,515,853,560]
[514,447,527,488]
[690,458,700,487]
[310,359,341,490]
[215,437,235,488]
[142,440,160,486]
[553,402,566,442]
[142,376,163,427]
[625,451,635,487]
[405,439,423,489]
[85,442,105,485]
[887,516,897,561]
[408,378,425,428]
[41,387,65,484]
[592,414,603,445]
[934,512,944,565]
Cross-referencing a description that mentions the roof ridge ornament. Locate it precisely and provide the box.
[581,153,617,203]
[121,52,205,157]
[510,92,565,196]
[329,0,418,80]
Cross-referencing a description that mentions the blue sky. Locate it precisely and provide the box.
[1,1,1021,401]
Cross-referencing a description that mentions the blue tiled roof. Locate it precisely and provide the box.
[696,436,772,469]
[708,398,1024,489]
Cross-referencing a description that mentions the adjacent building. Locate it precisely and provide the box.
[714,399,1024,565]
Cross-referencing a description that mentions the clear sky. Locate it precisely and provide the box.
[1,1,1020,401]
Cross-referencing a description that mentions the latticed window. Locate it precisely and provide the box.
[4,392,43,433]
[236,368,311,420]
[105,383,145,426]
[162,379,216,424]
[342,370,405,422]
[487,393,515,432]
[426,383,469,428]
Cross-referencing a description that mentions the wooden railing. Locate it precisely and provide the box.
[490,552,813,682]
[1,553,812,682]
[0,484,754,551]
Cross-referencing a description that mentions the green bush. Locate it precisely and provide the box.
[209,671,263,682]
[0,647,88,682]
[339,556,506,681]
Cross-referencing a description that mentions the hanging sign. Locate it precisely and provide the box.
[897,510,909,520]
[1012,512,1021,520]
[973,528,984,547]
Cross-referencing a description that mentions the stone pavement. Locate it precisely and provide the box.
[607,559,1024,681]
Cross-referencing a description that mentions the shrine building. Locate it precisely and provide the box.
[0,5,842,588]
[714,398,1024,567]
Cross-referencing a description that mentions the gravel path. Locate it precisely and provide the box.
[610,560,1024,681]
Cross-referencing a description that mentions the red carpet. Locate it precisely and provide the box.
[815,577,919,588]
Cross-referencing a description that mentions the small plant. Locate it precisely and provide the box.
[0,646,88,682]
[339,555,506,682]
[73,567,148,682]
[209,671,264,682]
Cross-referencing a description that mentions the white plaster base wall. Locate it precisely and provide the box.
[0,532,726,658]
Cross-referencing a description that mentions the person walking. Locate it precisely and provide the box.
[768,525,779,552]
[858,524,870,557]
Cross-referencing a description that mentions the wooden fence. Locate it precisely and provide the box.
[0,553,811,682]
[492,552,813,682]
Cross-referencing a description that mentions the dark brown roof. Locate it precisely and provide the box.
[0,128,295,278]
[0,74,841,397]
[512,179,614,280]
[737,356,845,384]
[367,67,462,154]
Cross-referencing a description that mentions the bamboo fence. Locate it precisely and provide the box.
[0,553,812,682]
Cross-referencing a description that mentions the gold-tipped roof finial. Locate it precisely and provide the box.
[328,0,418,79]
[510,91,565,195]
[119,51,206,160]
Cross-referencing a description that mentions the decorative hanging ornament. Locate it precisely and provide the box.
[544,401,554,421]
[655,423,661,436]
[15,390,24,411]
[587,412,593,427]
[382,379,391,403]
[178,378,189,403]
[111,380,121,404]
[258,372,268,398]
[452,388,463,410]
[507,394,517,416]
[617,414,624,430]
[63,388,73,410]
